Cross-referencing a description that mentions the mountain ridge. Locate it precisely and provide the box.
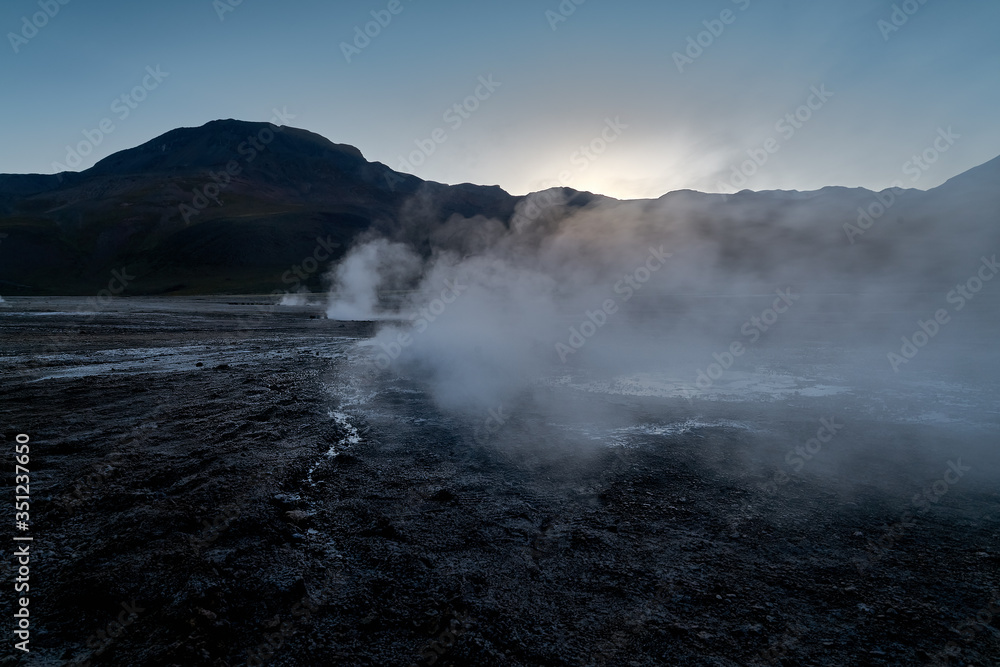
[0,119,997,296]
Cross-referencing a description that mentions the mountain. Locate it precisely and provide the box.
[0,120,996,296]
[0,120,529,295]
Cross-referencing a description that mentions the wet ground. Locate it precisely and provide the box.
[1,297,998,666]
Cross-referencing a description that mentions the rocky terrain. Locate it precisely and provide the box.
[2,298,998,666]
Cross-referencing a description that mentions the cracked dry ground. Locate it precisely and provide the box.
[1,308,998,666]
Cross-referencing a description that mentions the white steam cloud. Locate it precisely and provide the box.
[324,170,1000,438]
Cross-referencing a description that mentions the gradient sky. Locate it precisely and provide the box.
[2,0,998,199]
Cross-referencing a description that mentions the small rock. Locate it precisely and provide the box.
[285,510,315,525]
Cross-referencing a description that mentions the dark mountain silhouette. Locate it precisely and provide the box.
[0,120,538,295]
[0,119,996,296]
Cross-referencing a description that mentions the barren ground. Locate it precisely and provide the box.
[1,298,998,666]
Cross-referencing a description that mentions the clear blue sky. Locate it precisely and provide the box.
[1,0,998,199]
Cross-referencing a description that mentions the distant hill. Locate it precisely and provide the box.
[0,120,530,295]
[0,119,996,296]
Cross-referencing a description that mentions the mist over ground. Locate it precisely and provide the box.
[6,152,997,667]
[323,167,1000,470]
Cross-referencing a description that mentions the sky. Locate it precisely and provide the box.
[1,0,998,200]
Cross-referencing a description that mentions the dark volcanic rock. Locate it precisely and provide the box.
[2,301,998,665]
[0,120,528,296]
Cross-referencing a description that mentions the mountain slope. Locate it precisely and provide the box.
[0,120,522,295]
[0,120,996,297]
